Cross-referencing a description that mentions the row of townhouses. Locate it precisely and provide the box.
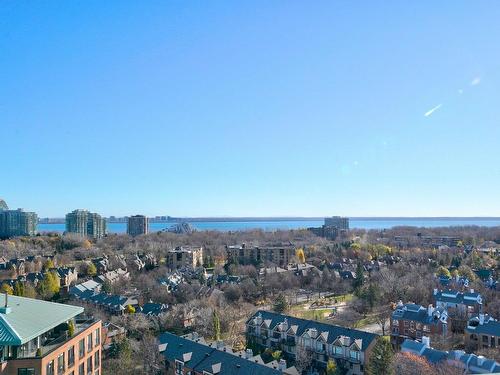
[245,311,378,375]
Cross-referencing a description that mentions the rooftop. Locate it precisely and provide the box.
[0,294,83,346]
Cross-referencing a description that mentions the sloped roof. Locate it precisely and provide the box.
[247,310,377,350]
[0,295,83,345]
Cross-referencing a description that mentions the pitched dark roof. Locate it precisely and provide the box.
[158,332,283,375]
[247,310,378,351]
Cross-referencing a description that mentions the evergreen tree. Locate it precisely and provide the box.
[13,281,25,296]
[367,336,394,375]
[353,262,365,291]
[213,310,221,341]
[273,294,289,314]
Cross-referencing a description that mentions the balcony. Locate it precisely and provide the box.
[12,318,98,360]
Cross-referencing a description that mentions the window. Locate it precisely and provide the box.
[87,333,93,351]
[334,345,343,355]
[95,328,100,346]
[78,363,84,375]
[94,350,100,368]
[17,369,35,375]
[175,360,184,375]
[87,356,93,375]
[68,345,75,367]
[46,360,55,375]
[57,352,65,374]
[350,350,360,361]
[79,339,85,357]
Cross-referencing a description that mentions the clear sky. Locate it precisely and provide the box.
[1,1,500,217]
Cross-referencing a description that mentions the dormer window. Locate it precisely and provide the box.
[350,349,360,360]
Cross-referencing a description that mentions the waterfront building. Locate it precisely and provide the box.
[127,215,149,236]
[246,310,377,375]
[166,246,203,270]
[226,243,295,266]
[324,216,350,230]
[65,210,106,239]
[0,208,38,238]
[0,294,101,375]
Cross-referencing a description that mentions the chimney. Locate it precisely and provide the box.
[278,359,287,371]
[0,292,11,314]
[470,288,474,294]
[427,304,434,317]
[246,349,253,359]
[422,336,430,349]
[309,328,318,339]
[479,314,485,325]
[433,288,438,295]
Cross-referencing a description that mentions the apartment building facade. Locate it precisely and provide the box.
[65,210,106,239]
[126,215,149,237]
[0,209,38,238]
[0,294,101,375]
[465,314,500,350]
[226,243,295,266]
[390,302,448,349]
[166,247,203,270]
[246,311,377,375]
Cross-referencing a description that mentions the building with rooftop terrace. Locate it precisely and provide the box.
[390,301,448,349]
[158,331,298,375]
[246,310,377,375]
[0,294,101,375]
[401,337,500,374]
[465,313,500,351]
[166,246,203,270]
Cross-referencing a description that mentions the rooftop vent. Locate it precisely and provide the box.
[0,292,11,314]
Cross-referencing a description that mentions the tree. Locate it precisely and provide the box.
[273,294,289,314]
[326,359,339,375]
[37,271,60,300]
[436,266,451,279]
[42,258,55,271]
[213,310,221,341]
[353,262,365,291]
[0,283,13,295]
[391,352,435,375]
[102,280,112,293]
[68,320,75,337]
[294,346,313,373]
[367,336,394,375]
[125,305,135,314]
[13,281,25,296]
[87,262,97,277]
[296,248,306,264]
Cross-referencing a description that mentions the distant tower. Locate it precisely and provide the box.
[65,209,106,239]
[127,215,149,236]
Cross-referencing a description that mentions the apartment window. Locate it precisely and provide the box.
[482,336,489,343]
[95,328,100,346]
[87,356,93,374]
[79,338,85,357]
[17,369,35,375]
[46,360,55,375]
[410,321,415,329]
[87,333,93,351]
[57,352,65,374]
[334,345,343,355]
[78,363,84,375]
[404,321,409,328]
[175,360,184,375]
[423,325,430,333]
[94,350,100,368]
[350,350,360,361]
[68,345,75,367]
[68,372,74,375]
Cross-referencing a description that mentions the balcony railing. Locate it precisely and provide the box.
[13,318,98,360]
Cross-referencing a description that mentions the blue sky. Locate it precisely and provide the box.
[1,1,499,217]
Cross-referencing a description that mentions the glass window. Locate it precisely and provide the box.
[18,369,35,375]
[87,356,93,374]
[78,363,84,375]
[57,352,65,374]
[46,360,55,375]
[79,338,85,357]
[95,328,100,346]
[68,345,75,367]
[87,333,93,351]
[94,350,100,368]
[350,350,360,360]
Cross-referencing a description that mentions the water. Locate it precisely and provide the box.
[36,218,500,234]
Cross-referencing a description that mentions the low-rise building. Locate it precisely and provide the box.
[465,314,500,350]
[402,337,500,374]
[433,288,482,317]
[158,331,298,375]
[166,246,203,270]
[246,310,377,375]
[226,243,295,267]
[390,302,448,349]
[0,294,101,375]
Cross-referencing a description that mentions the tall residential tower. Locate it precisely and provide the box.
[127,215,149,236]
[65,209,106,239]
